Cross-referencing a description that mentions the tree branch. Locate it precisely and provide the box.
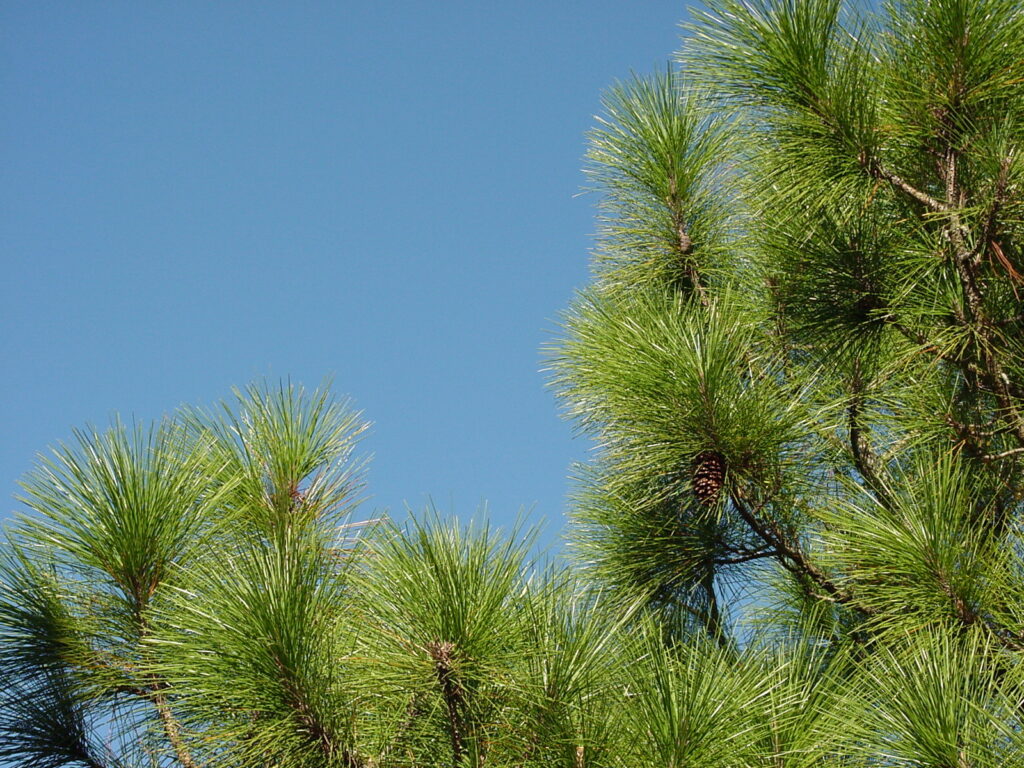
[104,678,202,768]
[426,640,466,767]
[979,447,1024,463]
[886,314,1024,448]
[970,154,1013,268]
[937,573,1024,652]
[272,656,361,766]
[149,683,201,768]
[676,218,709,307]
[729,489,866,611]
[132,614,203,768]
[870,161,949,212]
[849,359,894,509]
[374,694,422,767]
[701,564,728,649]
[714,548,777,565]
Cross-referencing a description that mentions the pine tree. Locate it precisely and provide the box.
[550,0,1024,763]
[3,1,1024,766]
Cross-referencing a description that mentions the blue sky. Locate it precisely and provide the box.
[2,1,693,546]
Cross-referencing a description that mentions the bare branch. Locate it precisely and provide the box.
[714,548,777,565]
[938,573,1024,652]
[979,447,1024,463]
[150,684,202,768]
[870,161,949,212]
[729,489,865,611]
[427,640,466,766]
[849,359,895,509]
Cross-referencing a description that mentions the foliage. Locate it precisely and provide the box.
[4,1,1024,765]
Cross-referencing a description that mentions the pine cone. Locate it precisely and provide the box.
[692,450,726,505]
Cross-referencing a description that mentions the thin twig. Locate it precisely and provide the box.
[714,548,777,565]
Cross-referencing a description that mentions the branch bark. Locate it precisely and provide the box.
[272,656,362,766]
[132,613,202,768]
[849,359,895,509]
[701,564,728,649]
[729,489,866,611]
[979,447,1024,463]
[676,219,709,307]
[150,683,201,768]
[427,640,466,768]
[870,161,949,212]
[714,548,777,565]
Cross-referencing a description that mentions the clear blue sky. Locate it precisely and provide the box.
[1,1,694,544]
